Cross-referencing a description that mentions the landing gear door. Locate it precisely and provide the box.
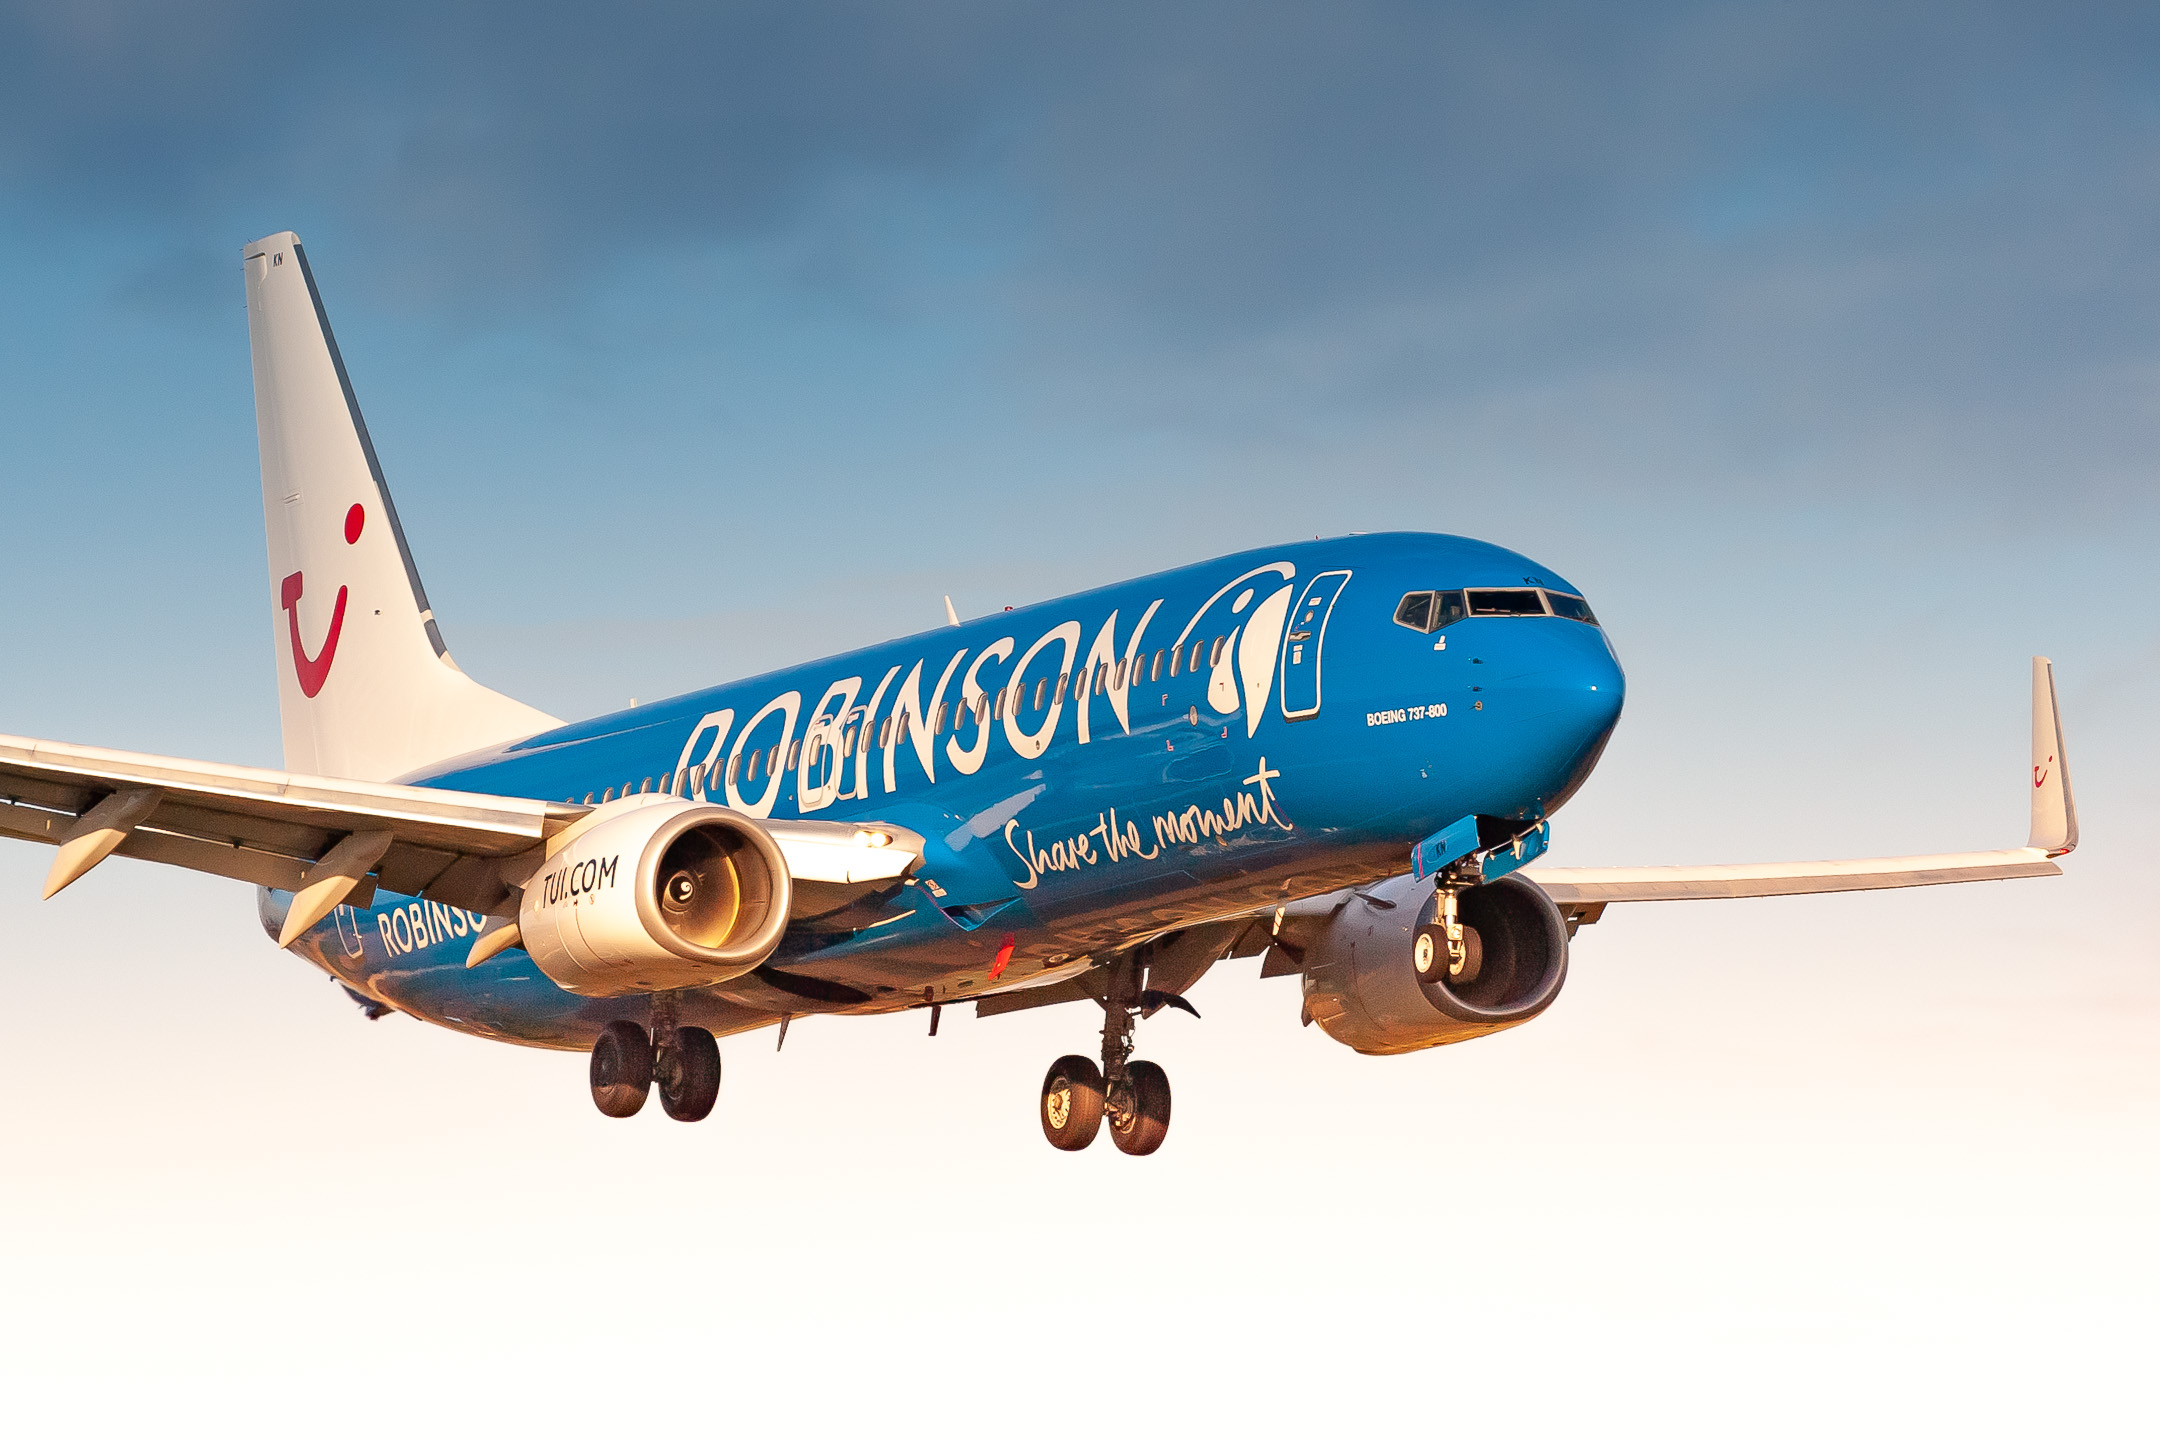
[1279,570,1350,721]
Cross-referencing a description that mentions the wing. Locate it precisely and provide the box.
[1526,657,2077,924]
[0,734,920,946]
[0,733,574,909]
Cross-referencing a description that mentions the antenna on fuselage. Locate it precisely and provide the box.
[943,596,961,628]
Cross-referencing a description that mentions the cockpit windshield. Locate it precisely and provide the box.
[1467,588,1547,617]
[1393,587,1598,633]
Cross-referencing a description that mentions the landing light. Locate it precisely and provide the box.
[854,830,893,848]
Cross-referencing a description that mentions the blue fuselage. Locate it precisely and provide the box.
[274,532,1625,1047]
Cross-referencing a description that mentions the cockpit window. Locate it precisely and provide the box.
[1466,588,1549,617]
[1397,586,1596,631]
[1546,591,1598,624]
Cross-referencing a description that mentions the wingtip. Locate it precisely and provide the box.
[2027,656,2078,857]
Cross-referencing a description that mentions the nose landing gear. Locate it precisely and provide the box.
[1037,958,1180,1155]
[588,1004,721,1122]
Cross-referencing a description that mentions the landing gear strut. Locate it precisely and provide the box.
[1037,957,1175,1155]
[588,1005,721,1122]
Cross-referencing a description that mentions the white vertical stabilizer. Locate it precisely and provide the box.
[243,231,559,782]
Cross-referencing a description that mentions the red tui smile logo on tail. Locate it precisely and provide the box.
[282,504,365,699]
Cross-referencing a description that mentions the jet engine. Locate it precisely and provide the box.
[517,799,792,996]
[1294,871,1569,1056]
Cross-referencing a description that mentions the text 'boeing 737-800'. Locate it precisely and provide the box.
[0,233,2079,1153]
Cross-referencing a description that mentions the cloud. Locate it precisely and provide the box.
[5,0,2158,502]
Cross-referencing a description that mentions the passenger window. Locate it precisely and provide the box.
[1394,591,1435,631]
[1209,635,1225,666]
[1190,641,1203,673]
[1546,591,1598,625]
[788,740,802,768]
[1466,588,1549,617]
[1168,646,1181,678]
[1151,649,1164,682]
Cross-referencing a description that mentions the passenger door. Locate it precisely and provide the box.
[1279,571,1350,721]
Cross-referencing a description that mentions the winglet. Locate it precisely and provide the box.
[2027,657,2077,857]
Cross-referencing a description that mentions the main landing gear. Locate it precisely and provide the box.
[588,1010,721,1122]
[1038,960,1179,1156]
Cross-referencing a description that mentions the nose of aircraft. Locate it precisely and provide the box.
[1469,617,1625,814]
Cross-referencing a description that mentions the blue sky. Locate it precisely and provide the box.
[1,4,2156,1432]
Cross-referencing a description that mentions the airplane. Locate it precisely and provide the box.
[0,232,2079,1155]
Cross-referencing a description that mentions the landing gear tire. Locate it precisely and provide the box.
[656,1026,722,1122]
[1412,927,1443,980]
[590,1020,653,1118]
[1040,1055,1105,1151]
[1414,923,1483,986]
[1108,1059,1172,1157]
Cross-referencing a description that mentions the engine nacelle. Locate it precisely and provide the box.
[1297,871,1569,1056]
[518,798,791,997]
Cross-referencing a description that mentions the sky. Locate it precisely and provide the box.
[1,3,2156,1433]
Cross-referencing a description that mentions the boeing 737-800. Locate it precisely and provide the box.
[0,233,2079,1153]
